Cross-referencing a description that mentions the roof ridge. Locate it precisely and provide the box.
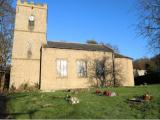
[101,44,114,51]
[115,53,133,60]
[47,41,114,52]
[47,41,105,46]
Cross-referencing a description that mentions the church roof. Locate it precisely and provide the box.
[47,41,114,52]
[47,41,133,60]
[115,53,133,60]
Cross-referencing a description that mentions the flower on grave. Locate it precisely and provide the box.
[96,89,102,94]
[69,97,79,104]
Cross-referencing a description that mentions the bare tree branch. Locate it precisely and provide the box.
[0,0,15,67]
[136,0,160,54]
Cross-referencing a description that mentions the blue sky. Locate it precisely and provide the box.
[19,0,152,59]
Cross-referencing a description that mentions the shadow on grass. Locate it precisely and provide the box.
[0,107,39,119]
[0,93,39,119]
[0,94,8,119]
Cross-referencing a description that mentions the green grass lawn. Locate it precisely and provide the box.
[6,84,160,119]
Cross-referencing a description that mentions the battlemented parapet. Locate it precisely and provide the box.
[17,0,47,9]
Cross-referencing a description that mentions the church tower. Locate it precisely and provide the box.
[10,0,47,88]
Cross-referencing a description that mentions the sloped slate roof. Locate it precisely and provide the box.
[47,41,114,52]
[115,53,133,60]
[47,41,132,60]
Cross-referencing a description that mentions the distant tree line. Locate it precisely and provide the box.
[133,54,160,73]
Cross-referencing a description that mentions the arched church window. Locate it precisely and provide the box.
[28,15,35,30]
[27,41,32,58]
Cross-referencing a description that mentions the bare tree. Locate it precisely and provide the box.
[87,57,111,87]
[87,56,123,87]
[0,0,15,67]
[136,0,160,54]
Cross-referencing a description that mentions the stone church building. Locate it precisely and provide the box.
[10,0,134,91]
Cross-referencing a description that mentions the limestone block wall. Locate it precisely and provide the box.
[114,58,134,86]
[41,48,113,91]
[10,0,47,89]
[12,32,46,59]
[10,60,40,87]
